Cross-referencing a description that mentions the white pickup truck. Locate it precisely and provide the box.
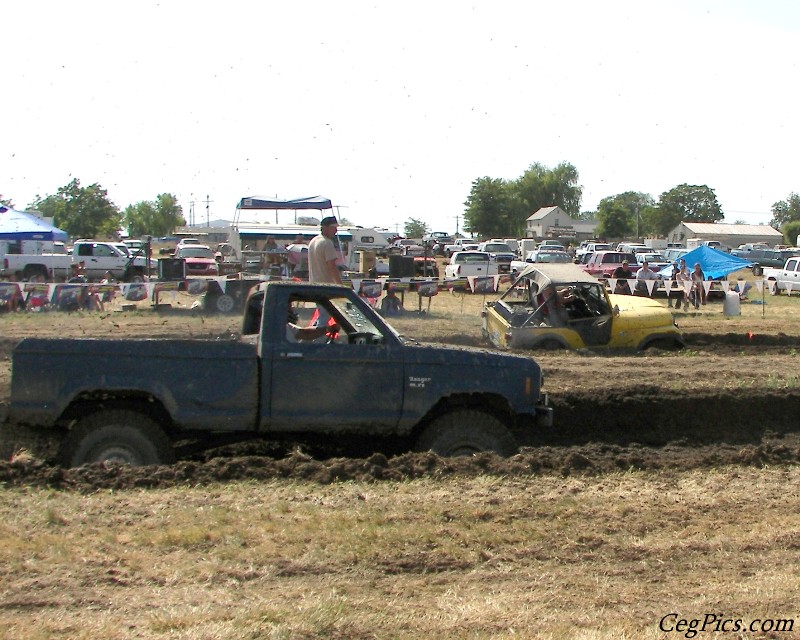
[444,251,499,278]
[763,256,800,294]
[444,238,479,257]
[2,240,154,282]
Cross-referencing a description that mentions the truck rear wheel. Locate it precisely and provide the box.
[415,409,517,457]
[59,409,175,467]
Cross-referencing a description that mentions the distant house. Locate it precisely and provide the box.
[525,206,598,242]
[668,222,783,249]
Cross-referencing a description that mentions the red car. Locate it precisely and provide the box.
[175,245,220,277]
[581,251,638,278]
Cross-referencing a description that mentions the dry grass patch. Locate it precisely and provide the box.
[1,468,800,638]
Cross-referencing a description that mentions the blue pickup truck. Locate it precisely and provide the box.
[3,281,552,466]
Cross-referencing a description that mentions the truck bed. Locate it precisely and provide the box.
[9,338,260,431]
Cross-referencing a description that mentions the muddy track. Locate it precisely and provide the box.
[2,328,800,491]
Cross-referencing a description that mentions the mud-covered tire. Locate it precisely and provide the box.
[643,337,684,351]
[537,338,564,350]
[415,409,518,457]
[59,410,175,467]
[752,264,763,276]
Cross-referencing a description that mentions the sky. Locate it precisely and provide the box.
[4,0,800,235]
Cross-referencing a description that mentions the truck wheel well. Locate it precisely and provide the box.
[412,393,513,440]
[60,393,173,435]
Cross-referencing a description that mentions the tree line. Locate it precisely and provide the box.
[460,162,800,244]
[1,179,185,239]
[5,166,800,244]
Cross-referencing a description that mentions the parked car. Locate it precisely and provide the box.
[445,251,498,278]
[510,250,571,275]
[582,251,639,278]
[576,242,611,259]
[739,248,798,275]
[388,238,425,256]
[175,245,220,277]
[635,252,670,272]
[482,263,685,351]
[413,256,439,278]
[478,242,516,274]
[175,238,202,253]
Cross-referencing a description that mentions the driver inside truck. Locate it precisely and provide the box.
[286,302,340,343]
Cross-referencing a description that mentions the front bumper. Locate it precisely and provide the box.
[535,393,553,427]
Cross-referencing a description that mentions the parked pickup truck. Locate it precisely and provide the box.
[581,251,638,278]
[2,240,154,282]
[763,256,800,294]
[444,238,479,257]
[1,281,552,466]
[731,248,800,276]
[477,242,516,274]
[444,251,499,278]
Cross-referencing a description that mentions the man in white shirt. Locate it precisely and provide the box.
[635,260,659,295]
[308,216,343,285]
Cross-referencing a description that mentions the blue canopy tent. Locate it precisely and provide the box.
[0,205,69,241]
[658,245,753,279]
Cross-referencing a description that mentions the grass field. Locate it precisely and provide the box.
[1,270,800,639]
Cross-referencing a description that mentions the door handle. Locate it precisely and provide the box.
[282,352,303,359]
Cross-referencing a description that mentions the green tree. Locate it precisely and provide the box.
[512,161,583,220]
[642,184,724,237]
[0,195,14,208]
[123,193,185,237]
[463,177,514,238]
[463,162,584,239]
[404,218,429,239]
[31,179,120,239]
[780,220,800,246]
[596,202,634,239]
[660,183,723,223]
[770,193,800,228]
[596,192,655,239]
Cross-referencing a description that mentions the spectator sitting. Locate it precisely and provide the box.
[68,262,87,283]
[380,289,404,316]
[0,277,22,312]
[634,260,659,295]
[612,260,635,294]
[99,270,117,303]
[734,278,752,300]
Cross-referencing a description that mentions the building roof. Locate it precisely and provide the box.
[526,206,565,221]
[680,222,782,237]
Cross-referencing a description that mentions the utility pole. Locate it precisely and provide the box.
[204,195,213,227]
[188,200,196,227]
[454,214,460,237]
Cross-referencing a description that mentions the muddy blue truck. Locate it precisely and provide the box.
[2,281,552,466]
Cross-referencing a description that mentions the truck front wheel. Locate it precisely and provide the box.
[415,409,517,457]
[59,410,175,467]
